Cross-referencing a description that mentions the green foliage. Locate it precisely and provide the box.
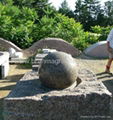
[58,0,74,18]
[91,25,112,41]
[34,14,99,51]
[0,4,38,48]
[0,3,100,51]
[74,0,104,31]
[12,0,49,8]
[37,49,43,53]
[103,0,113,26]
[11,0,57,19]
[72,32,99,50]
[0,0,13,5]
[33,14,84,43]
[53,14,83,43]
[74,0,113,31]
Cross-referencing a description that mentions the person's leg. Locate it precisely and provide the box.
[105,58,113,72]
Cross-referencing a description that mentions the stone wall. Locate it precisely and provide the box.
[0,38,22,52]
[0,52,9,78]
[0,37,81,57]
[24,38,81,57]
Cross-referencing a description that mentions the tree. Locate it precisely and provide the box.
[11,0,48,8]
[0,0,57,19]
[58,0,74,18]
[104,0,113,26]
[0,0,13,5]
[74,0,103,31]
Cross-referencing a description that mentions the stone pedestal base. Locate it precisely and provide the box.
[4,70,112,120]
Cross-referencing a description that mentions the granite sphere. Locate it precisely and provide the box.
[39,51,77,89]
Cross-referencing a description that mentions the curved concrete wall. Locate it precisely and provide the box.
[0,37,81,57]
[24,38,81,57]
[84,41,108,58]
[0,38,22,52]
[0,38,108,58]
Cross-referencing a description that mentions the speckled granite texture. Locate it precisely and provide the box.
[4,69,112,120]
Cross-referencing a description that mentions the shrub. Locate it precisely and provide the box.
[91,25,112,41]
[0,4,38,48]
[33,14,87,48]
[72,32,99,51]
[35,14,100,51]
[0,3,100,51]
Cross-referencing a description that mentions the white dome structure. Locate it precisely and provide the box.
[84,41,108,58]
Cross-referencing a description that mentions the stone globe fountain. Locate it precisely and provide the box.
[39,51,78,89]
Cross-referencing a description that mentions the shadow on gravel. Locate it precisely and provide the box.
[77,53,107,60]
[96,72,113,80]
[0,98,4,120]
[102,76,113,119]
[0,74,24,83]
[102,80,113,93]
[96,72,108,75]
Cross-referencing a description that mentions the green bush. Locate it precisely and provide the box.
[33,14,88,49]
[35,14,100,51]
[91,25,112,41]
[72,32,99,51]
[53,14,84,43]
[32,16,56,41]
[0,4,38,48]
[0,3,100,51]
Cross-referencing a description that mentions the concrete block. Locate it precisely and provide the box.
[8,48,23,58]
[42,49,56,54]
[0,52,9,78]
[14,52,23,58]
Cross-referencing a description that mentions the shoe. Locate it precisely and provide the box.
[105,69,110,73]
[105,70,113,75]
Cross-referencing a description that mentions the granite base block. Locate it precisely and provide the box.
[4,71,112,120]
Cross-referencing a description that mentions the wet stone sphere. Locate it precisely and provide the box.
[39,51,78,89]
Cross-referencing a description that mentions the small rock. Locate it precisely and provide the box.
[8,48,16,58]
[14,52,23,58]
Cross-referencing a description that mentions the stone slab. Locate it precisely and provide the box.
[9,58,28,64]
[0,38,22,52]
[0,52,9,78]
[0,52,9,65]
[32,65,39,71]
[4,70,112,120]
[32,54,48,71]
[32,59,42,65]
[35,53,48,59]
[42,49,56,54]
[24,38,81,57]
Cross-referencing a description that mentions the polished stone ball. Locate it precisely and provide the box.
[39,51,77,89]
